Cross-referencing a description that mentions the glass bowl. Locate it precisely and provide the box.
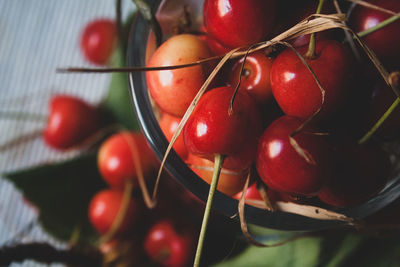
[127,0,400,231]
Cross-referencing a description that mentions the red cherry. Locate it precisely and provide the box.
[187,153,249,196]
[159,113,188,160]
[144,220,195,267]
[88,189,140,235]
[146,34,213,117]
[270,40,353,120]
[203,0,276,48]
[350,0,400,70]
[256,115,332,196]
[318,140,391,207]
[233,183,262,201]
[183,86,263,170]
[199,26,231,56]
[97,131,157,189]
[227,51,273,105]
[43,94,101,150]
[80,18,117,65]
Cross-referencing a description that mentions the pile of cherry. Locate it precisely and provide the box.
[146,0,400,209]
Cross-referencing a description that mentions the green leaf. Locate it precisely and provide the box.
[3,153,107,245]
[213,233,323,267]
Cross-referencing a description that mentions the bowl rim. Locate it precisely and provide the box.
[126,0,400,231]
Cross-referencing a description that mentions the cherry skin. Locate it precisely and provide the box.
[43,94,101,150]
[146,34,213,117]
[227,51,274,105]
[203,0,276,48]
[233,182,262,201]
[183,86,263,170]
[270,40,353,120]
[256,115,332,196]
[186,153,249,196]
[88,189,140,235]
[199,26,231,56]
[144,220,195,267]
[97,131,158,189]
[318,139,391,207]
[159,113,188,160]
[80,18,117,65]
[350,0,400,70]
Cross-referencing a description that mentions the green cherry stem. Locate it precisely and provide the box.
[193,154,225,267]
[357,13,400,38]
[358,97,400,145]
[304,0,325,59]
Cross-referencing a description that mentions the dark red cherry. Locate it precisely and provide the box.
[203,0,276,48]
[80,18,117,65]
[270,40,353,119]
[227,51,273,105]
[144,220,196,267]
[318,139,391,207]
[43,94,101,150]
[97,131,158,189]
[256,115,332,196]
[88,189,140,235]
[350,0,400,70]
[183,86,263,170]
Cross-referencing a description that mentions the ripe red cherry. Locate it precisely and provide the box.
[144,220,195,267]
[350,0,400,70]
[146,34,213,117]
[97,131,157,189]
[227,51,273,105]
[256,115,332,196]
[187,153,249,196]
[183,86,263,170]
[203,0,276,48]
[43,94,101,150]
[318,140,391,207]
[270,40,353,120]
[159,113,188,160]
[80,18,117,65]
[88,189,140,235]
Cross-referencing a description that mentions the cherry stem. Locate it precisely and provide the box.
[98,179,134,245]
[0,111,47,122]
[304,0,325,59]
[358,97,400,145]
[357,13,400,38]
[358,72,400,144]
[193,154,225,267]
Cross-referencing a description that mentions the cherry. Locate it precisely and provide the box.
[199,26,231,56]
[227,51,274,105]
[256,115,332,196]
[43,94,101,150]
[270,40,354,120]
[80,18,117,65]
[97,131,158,189]
[146,34,213,117]
[159,113,188,160]
[318,139,391,207]
[203,0,276,48]
[183,86,263,170]
[88,189,140,235]
[144,220,196,267]
[350,0,400,70]
[186,153,249,196]
[233,182,262,201]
